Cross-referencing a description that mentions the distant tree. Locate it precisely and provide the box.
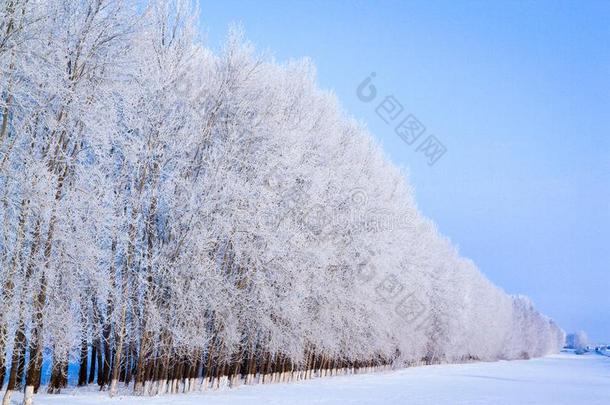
[566,331,588,350]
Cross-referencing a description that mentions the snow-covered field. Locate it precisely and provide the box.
[8,352,609,405]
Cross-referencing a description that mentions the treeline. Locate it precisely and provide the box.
[0,0,563,403]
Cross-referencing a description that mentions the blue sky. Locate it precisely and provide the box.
[198,0,610,342]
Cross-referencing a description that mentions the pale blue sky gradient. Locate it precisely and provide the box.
[199,0,610,342]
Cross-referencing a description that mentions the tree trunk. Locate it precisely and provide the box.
[0,197,31,392]
[101,319,112,389]
[24,165,66,405]
[47,349,64,394]
[23,271,47,403]
[96,340,104,387]
[78,336,89,386]
[1,319,26,405]
[89,343,97,384]
[109,304,127,396]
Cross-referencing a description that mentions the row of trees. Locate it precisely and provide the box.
[0,0,564,403]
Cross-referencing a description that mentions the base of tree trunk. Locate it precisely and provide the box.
[23,385,35,405]
[109,379,119,397]
[2,389,14,405]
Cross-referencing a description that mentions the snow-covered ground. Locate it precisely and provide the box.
[9,352,610,405]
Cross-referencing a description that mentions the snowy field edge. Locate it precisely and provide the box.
[6,351,609,405]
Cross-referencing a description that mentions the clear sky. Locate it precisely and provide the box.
[198,0,610,342]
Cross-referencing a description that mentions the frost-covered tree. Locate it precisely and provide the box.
[565,331,588,351]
